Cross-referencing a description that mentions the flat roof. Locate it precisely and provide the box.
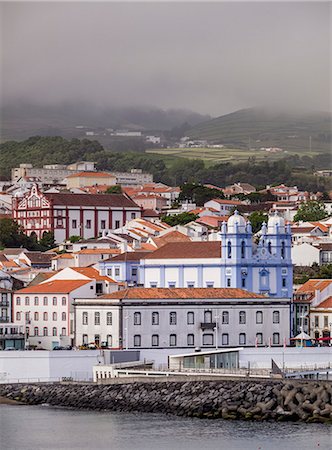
[169,348,243,359]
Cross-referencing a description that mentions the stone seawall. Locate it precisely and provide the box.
[1,379,332,423]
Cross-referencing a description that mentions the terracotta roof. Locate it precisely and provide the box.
[318,243,332,251]
[102,288,265,300]
[152,230,191,248]
[71,267,115,282]
[45,193,139,208]
[24,252,56,264]
[15,279,90,294]
[141,209,160,217]
[52,253,75,260]
[314,296,332,309]
[65,171,115,179]
[296,279,332,294]
[143,241,221,259]
[207,198,243,205]
[196,216,227,228]
[76,249,121,255]
[107,251,152,262]
[0,260,19,268]
[310,222,330,233]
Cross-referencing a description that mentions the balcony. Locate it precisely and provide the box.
[200,322,216,330]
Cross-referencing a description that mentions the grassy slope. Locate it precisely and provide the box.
[186,108,332,153]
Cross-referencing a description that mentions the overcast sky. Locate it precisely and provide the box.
[1,1,331,116]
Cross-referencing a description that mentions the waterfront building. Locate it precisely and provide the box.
[73,287,290,350]
[13,184,142,243]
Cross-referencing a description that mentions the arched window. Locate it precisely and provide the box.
[61,327,66,336]
[43,327,48,336]
[62,312,66,321]
[204,310,212,323]
[107,312,112,325]
[52,312,57,321]
[273,333,280,345]
[43,312,48,321]
[16,297,21,306]
[152,312,159,325]
[134,312,141,325]
[34,327,39,336]
[241,241,245,259]
[187,334,195,346]
[227,241,232,258]
[281,241,285,259]
[61,297,66,306]
[34,312,39,321]
[52,327,57,336]
[151,334,159,347]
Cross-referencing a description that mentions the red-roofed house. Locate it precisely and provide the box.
[204,198,245,215]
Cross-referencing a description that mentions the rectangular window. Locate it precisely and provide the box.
[168,282,176,288]
[16,297,21,306]
[134,312,141,325]
[95,312,100,325]
[150,282,157,288]
[239,311,246,324]
[72,219,77,228]
[202,333,214,346]
[169,312,177,325]
[134,335,141,347]
[222,311,229,324]
[241,278,246,288]
[273,311,280,324]
[107,312,112,325]
[222,333,229,345]
[62,297,66,306]
[187,282,195,288]
[324,316,328,328]
[187,334,195,346]
[206,282,214,288]
[273,333,280,345]
[101,220,106,229]
[256,311,263,324]
[82,334,88,345]
[86,220,91,229]
[152,312,159,325]
[282,278,286,288]
[115,267,120,277]
[82,312,88,325]
[131,213,136,219]
[115,220,120,229]
[239,333,246,345]
[187,311,194,325]
[107,268,112,277]
[151,334,159,347]
[169,334,177,346]
[227,278,231,287]
[131,267,137,277]
[314,316,319,327]
[256,333,263,345]
[204,310,212,323]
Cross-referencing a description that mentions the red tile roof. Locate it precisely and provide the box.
[314,296,332,309]
[107,251,152,262]
[45,193,139,208]
[65,171,115,179]
[143,241,221,259]
[71,267,115,282]
[15,279,91,294]
[152,230,191,248]
[296,279,332,294]
[102,288,265,300]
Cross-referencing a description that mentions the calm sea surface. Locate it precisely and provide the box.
[0,404,331,450]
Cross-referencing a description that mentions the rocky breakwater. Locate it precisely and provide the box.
[0,379,331,423]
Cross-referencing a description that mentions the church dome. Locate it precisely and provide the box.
[227,210,246,233]
[267,211,285,232]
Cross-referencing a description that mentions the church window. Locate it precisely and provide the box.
[227,278,231,287]
[281,241,285,259]
[227,241,232,258]
[282,278,286,288]
[241,241,245,258]
[268,242,272,254]
[241,278,246,288]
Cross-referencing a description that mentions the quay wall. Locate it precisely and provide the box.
[1,379,332,423]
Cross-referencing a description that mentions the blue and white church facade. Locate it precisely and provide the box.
[100,211,293,298]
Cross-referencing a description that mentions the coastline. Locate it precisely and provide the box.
[0,379,331,423]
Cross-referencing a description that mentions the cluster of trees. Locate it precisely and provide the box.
[178,183,224,206]
[293,201,328,222]
[0,218,55,251]
[294,263,332,284]
[1,137,332,193]
[161,212,199,226]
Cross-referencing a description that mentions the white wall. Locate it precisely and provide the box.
[292,243,320,266]
[0,350,101,383]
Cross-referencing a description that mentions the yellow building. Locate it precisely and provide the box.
[65,171,117,189]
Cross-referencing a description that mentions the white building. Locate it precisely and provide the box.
[13,184,142,243]
[74,288,290,351]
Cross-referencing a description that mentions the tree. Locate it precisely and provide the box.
[161,212,198,227]
[69,235,81,243]
[105,185,122,194]
[293,201,328,222]
[248,211,268,234]
[179,183,224,206]
[0,218,24,248]
[39,232,55,251]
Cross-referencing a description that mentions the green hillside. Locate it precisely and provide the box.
[187,108,332,153]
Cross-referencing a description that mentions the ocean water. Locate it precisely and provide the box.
[0,404,331,450]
